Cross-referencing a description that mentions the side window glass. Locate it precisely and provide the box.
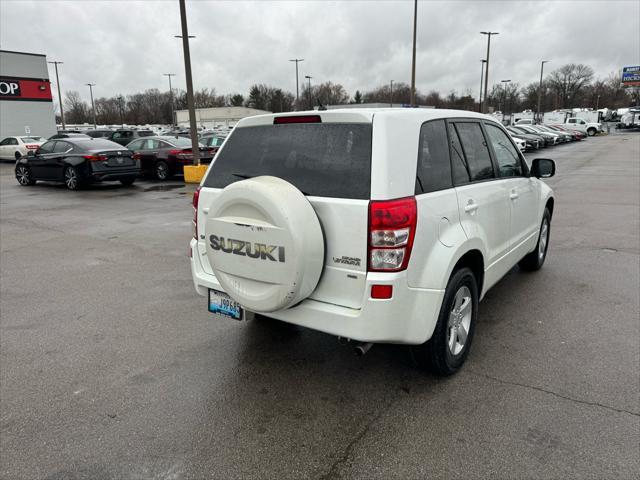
[9,138,19,145]
[449,124,470,185]
[112,132,122,139]
[38,141,56,154]
[53,141,71,153]
[416,120,452,193]
[568,119,575,124]
[128,140,142,150]
[0,138,10,146]
[485,124,523,177]
[454,122,495,182]
[158,141,171,149]
[149,139,160,149]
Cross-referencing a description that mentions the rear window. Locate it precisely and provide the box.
[165,136,196,147]
[76,138,124,152]
[203,123,372,199]
[138,131,154,137]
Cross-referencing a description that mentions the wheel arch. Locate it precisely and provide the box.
[450,249,485,299]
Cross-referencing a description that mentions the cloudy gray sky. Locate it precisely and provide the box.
[1,0,638,102]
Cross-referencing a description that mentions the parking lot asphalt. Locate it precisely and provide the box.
[1,132,639,480]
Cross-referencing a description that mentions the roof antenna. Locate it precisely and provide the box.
[317,98,327,111]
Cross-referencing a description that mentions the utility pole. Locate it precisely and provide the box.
[478,59,486,113]
[410,0,418,107]
[537,60,549,124]
[176,0,199,166]
[85,83,96,129]
[480,31,499,113]
[501,79,511,124]
[48,61,65,130]
[117,95,125,127]
[305,75,312,110]
[390,80,394,107]
[289,58,304,109]
[163,73,176,126]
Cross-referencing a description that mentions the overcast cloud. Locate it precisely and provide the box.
[1,0,638,103]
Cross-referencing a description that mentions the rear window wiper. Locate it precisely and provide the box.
[231,173,310,195]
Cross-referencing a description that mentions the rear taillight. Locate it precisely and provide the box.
[25,144,39,150]
[83,154,108,161]
[368,196,417,272]
[132,153,141,160]
[192,186,201,240]
[169,149,193,160]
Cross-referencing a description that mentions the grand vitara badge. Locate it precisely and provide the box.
[209,235,285,262]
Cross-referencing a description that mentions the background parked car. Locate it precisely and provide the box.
[126,135,214,180]
[108,129,154,146]
[506,127,543,150]
[15,137,139,190]
[0,136,47,160]
[199,133,226,154]
[82,129,113,138]
[512,125,557,145]
[49,132,91,140]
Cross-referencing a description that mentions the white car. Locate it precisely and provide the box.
[189,109,556,375]
[0,136,46,160]
[512,136,526,152]
[563,117,602,136]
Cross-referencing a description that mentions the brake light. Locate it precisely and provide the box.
[274,115,321,124]
[25,144,39,149]
[132,153,141,160]
[169,149,193,160]
[83,154,108,161]
[368,197,417,272]
[192,186,201,239]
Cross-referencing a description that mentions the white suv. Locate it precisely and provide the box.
[190,109,556,375]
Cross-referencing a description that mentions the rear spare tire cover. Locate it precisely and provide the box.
[205,176,324,313]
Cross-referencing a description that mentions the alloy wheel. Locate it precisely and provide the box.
[65,167,78,190]
[447,286,472,356]
[16,166,31,185]
[538,219,549,261]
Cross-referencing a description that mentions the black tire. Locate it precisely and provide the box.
[519,208,551,271]
[412,267,478,376]
[15,164,36,186]
[15,151,22,160]
[154,160,171,180]
[64,166,82,191]
[120,177,135,186]
[587,128,597,136]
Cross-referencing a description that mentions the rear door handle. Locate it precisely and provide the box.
[464,201,479,213]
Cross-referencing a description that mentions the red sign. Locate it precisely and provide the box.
[0,77,52,102]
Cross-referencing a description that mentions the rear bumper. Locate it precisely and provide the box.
[90,169,139,181]
[189,239,444,345]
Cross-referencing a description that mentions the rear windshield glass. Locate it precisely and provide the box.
[138,131,154,137]
[76,138,124,152]
[164,136,195,147]
[203,123,372,199]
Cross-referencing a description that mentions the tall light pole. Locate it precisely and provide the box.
[390,80,394,107]
[117,95,125,127]
[537,60,549,124]
[176,0,199,166]
[478,59,487,113]
[480,31,499,113]
[163,73,176,126]
[305,75,312,110]
[410,0,418,107]
[85,83,96,129]
[289,59,304,109]
[48,61,65,130]
[501,79,511,123]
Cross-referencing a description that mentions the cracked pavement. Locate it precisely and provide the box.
[1,131,639,479]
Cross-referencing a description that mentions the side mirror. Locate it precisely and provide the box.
[531,158,555,179]
[27,150,36,158]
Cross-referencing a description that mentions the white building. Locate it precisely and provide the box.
[175,106,271,129]
[0,50,57,138]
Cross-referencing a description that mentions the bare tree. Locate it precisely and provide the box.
[547,64,594,108]
[64,91,90,124]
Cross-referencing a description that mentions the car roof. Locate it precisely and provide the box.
[237,108,499,128]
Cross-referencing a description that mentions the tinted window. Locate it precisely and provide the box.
[0,138,11,145]
[455,123,494,181]
[127,140,143,151]
[165,137,193,147]
[485,124,523,177]
[53,141,71,153]
[204,123,372,199]
[449,124,470,184]
[138,131,154,137]
[76,139,123,152]
[38,141,55,154]
[21,137,40,143]
[416,120,452,194]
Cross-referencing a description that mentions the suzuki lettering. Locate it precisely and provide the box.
[209,235,286,262]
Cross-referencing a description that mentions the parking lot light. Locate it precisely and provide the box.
[85,83,96,129]
[289,59,304,110]
[480,31,499,113]
[163,73,176,126]
[48,61,65,129]
[537,60,550,123]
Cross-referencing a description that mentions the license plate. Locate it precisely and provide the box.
[208,289,244,320]
[108,156,130,166]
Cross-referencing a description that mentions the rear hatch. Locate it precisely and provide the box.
[197,112,373,309]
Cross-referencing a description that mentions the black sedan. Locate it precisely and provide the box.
[15,138,139,190]
[126,136,214,180]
